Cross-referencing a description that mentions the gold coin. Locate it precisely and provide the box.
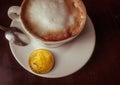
[29,49,54,74]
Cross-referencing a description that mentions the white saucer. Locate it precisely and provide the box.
[9,16,95,78]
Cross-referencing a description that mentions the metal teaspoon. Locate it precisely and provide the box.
[0,25,30,46]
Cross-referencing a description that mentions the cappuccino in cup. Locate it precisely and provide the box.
[8,0,86,47]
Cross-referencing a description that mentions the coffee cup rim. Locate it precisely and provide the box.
[19,0,87,43]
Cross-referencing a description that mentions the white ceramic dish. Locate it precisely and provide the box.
[9,16,95,78]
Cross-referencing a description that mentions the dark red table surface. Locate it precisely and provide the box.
[0,0,120,85]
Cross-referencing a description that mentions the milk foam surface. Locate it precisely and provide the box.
[28,0,74,32]
[21,0,86,41]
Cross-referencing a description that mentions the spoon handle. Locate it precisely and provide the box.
[0,25,9,31]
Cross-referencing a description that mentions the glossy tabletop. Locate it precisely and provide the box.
[0,0,120,85]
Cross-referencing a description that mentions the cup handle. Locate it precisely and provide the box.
[8,6,20,20]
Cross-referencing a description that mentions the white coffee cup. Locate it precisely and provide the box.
[8,0,86,47]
